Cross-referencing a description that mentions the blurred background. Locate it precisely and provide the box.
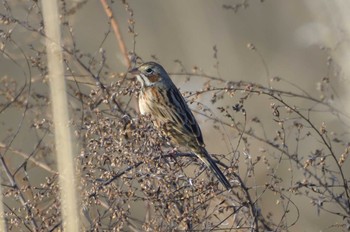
[1,0,350,231]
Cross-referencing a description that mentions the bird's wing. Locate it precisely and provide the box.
[165,87,204,145]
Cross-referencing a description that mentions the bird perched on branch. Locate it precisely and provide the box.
[129,62,231,190]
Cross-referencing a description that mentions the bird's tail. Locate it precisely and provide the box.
[194,146,231,190]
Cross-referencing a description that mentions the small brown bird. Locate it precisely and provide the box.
[130,62,231,190]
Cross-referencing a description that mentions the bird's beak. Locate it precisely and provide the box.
[128,67,144,86]
[128,67,140,75]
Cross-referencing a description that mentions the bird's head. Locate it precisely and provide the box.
[129,62,172,88]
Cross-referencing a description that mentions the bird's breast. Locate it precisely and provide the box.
[138,87,164,115]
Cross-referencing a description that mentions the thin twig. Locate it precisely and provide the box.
[100,0,131,67]
[0,153,38,231]
[0,143,57,175]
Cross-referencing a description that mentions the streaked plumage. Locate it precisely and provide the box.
[130,62,231,190]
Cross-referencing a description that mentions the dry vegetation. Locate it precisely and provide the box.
[0,0,349,231]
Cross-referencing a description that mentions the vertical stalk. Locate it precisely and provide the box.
[41,1,80,231]
[0,166,6,231]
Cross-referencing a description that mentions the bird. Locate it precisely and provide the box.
[129,61,231,190]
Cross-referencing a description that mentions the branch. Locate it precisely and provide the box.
[100,0,131,67]
[0,153,38,231]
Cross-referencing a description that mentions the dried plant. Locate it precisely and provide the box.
[0,0,349,231]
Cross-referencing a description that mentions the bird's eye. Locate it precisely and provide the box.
[145,68,153,74]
